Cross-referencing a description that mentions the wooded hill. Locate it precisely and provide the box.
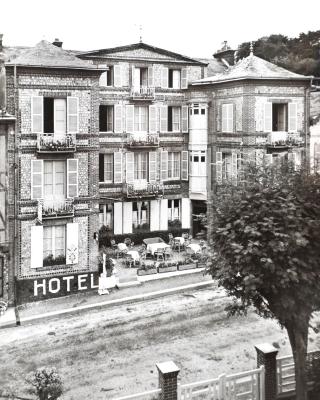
[237,31,320,77]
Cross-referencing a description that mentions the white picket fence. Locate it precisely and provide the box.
[178,366,265,400]
[113,388,161,400]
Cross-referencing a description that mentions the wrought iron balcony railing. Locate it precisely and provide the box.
[130,86,155,100]
[267,132,304,148]
[38,198,74,221]
[124,181,164,198]
[37,133,76,153]
[127,133,159,147]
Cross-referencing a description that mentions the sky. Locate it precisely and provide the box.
[1,0,320,58]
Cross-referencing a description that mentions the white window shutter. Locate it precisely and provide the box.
[150,200,160,231]
[126,152,134,183]
[182,106,189,133]
[264,103,272,132]
[148,66,154,87]
[66,222,79,265]
[31,225,43,269]
[160,150,168,181]
[231,153,238,184]
[114,65,122,87]
[114,152,123,183]
[149,105,157,133]
[149,151,157,182]
[222,104,227,132]
[31,96,43,133]
[126,105,134,133]
[227,104,234,133]
[288,103,297,132]
[160,199,168,231]
[181,68,188,89]
[160,105,168,133]
[31,160,43,199]
[181,198,191,229]
[114,202,123,235]
[216,152,222,184]
[161,67,168,89]
[123,202,133,234]
[99,72,107,87]
[67,97,79,134]
[67,159,78,198]
[264,154,273,166]
[181,151,188,181]
[114,105,123,133]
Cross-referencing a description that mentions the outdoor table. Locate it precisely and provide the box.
[143,237,164,245]
[147,242,170,256]
[174,237,185,245]
[127,250,140,262]
[117,243,127,251]
[187,243,202,254]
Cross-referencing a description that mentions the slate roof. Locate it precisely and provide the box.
[5,40,104,71]
[79,42,207,66]
[193,54,312,85]
[196,58,227,75]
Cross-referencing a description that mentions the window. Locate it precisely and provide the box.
[43,161,66,207]
[190,151,206,176]
[43,225,66,264]
[0,257,3,297]
[134,67,148,87]
[169,69,181,89]
[134,153,148,180]
[44,98,67,134]
[222,153,232,180]
[272,103,288,131]
[168,152,180,179]
[99,204,113,230]
[99,105,114,132]
[99,67,114,87]
[99,154,113,183]
[168,199,180,221]
[133,201,149,231]
[222,103,234,133]
[134,106,148,132]
[168,106,181,132]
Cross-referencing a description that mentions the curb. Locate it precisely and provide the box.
[14,280,216,326]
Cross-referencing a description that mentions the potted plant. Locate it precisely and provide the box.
[178,257,197,271]
[137,262,157,276]
[157,261,177,273]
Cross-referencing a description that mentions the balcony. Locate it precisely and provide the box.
[124,180,164,199]
[38,198,74,221]
[127,133,159,148]
[37,133,76,153]
[267,132,304,148]
[130,86,155,100]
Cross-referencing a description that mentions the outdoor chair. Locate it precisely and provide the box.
[164,248,173,260]
[125,254,135,268]
[110,239,117,251]
[154,248,165,261]
[172,239,182,253]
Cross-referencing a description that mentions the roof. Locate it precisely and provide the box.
[193,54,312,85]
[78,42,207,66]
[5,40,105,71]
[196,58,227,76]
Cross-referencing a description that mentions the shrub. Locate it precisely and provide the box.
[26,367,63,400]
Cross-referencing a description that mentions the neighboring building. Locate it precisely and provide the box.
[310,88,320,172]
[0,36,312,304]
[191,49,312,201]
[4,39,104,303]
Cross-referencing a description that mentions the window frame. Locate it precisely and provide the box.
[43,225,66,261]
[168,151,181,180]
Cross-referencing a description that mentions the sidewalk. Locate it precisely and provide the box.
[6,269,214,327]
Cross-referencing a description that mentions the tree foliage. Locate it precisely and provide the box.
[26,367,63,400]
[208,164,320,399]
[237,31,320,77]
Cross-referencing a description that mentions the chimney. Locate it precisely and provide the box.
[213,40,236,66]
[0,33,7,113]
[52,38,63,48]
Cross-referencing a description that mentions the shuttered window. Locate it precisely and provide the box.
[114,152,123,183]
[149,152,157,182]
[67,97,79,133]
[181,198,191,229]
[31,160,44,199]
[149,105,158,133]
[161,67,169,89]
[99,153,113,183]
[264,103,272,132]
[288,103,297,132]
[113,202,123,235]
[31,96,43,133]
[126,105,134,133]
[168,152,180,179]
[148,66,154,87]
[160,106,168,133]
[222,104,234,133]
[160,151,168,181]
[134,153,148,180]
[114,105,123,133]
[43,225,66,262]
[126,152,135,183]
[181,105,188,133]
[134,106,148,132]
[181,150,189,181]
[114,65,122,87]
[181,68,188,89]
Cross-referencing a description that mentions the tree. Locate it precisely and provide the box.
[208,164,320,400]
[26,367,63,400]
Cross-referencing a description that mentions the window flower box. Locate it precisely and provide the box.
[157,262,177,273]
[137,268,157,276]
[178,263,198,271]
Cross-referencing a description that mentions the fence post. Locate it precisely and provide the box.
[218,373,226,399]
[156,361,180,400]
[255,343,278,400]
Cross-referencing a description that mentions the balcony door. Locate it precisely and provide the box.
[43,161,66,209]
[54,99,67,140]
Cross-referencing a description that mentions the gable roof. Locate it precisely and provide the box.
[78,42,207,66]
[196,57,227,75]
[5,40,105,71]
[193,54,312,85]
